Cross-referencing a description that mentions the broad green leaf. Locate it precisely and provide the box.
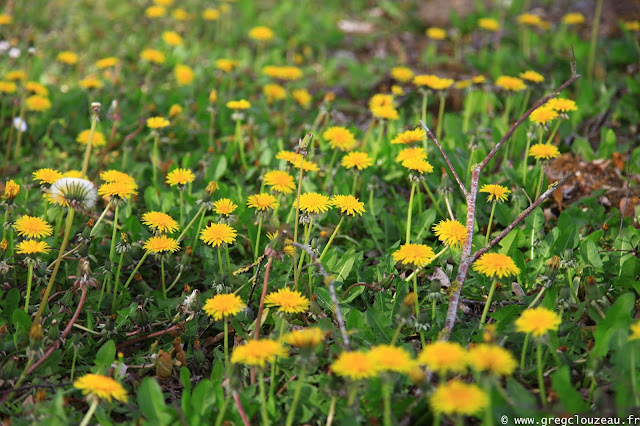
[552,365,588,413]
[94,340,116,370]
[137,377,174,425]
[592,293,635,359]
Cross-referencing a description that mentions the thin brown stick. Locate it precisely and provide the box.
[437,59,580,340]
[233,390,251,426]
[419,120,468,197]
[292,242,350,350]
[116,323,183,350]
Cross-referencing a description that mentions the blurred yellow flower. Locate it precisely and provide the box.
[174,64,194,85]
[426,27,446,40]
[163,31,183,46]
[140,49,166,64]
[57,51,78,65]
[249,26,275,41]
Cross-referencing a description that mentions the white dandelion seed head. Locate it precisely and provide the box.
[49,177,97,210]
[8,47,20,58]
[13,117,26,132]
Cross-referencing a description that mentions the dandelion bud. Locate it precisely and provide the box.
[205,181,218,195]
[4,179,20,200]
[91,102,101,115]
[408,366,425,385]
[0,239,7,252]
[482,324,497,343]
[209,89,217,103]
[403,292,417,308]
[29,324,44,343]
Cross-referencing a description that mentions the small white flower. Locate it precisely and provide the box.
[13,117,26,132]
[183,289,198,309]
[0,41,9,52]
[8,47,20,58]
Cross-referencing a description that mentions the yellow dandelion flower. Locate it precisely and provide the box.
[263,83,287,103]
[396,147,427,163]
[14,216,53,239]
[100,170,135,184]
[201,223,237,247]
[62,170,85,178]
[249,26,275,41]
[226,99,251,110]
[391,66,414,83]
[519,70,544,83]
[174,64,194,86]
[413,74,454,90]
[433,219,467,248]
[168,104,182,118]
[247,193,279,211]
[4,180,19,200]
[265,288,310,313]
[369,93,394,110]
[291,158,319,172]
[79,76,103,89]
[25,96,51,112]
[166,168,195,186]
[323,126,357,152]
[95,57,119,69]
[467,344,517,376]
[430,380,488,416]
[514,307,562,337]
[154,0,173,5]
[203,8,220,20]
[401,157,434,174]
[33,168,63,185]
[529,106,558,125]
[231,339,288,367]
[213,198,238,216]
[369,344,416,374]
[215,58,239,73]
[171,8,191,21]
[297,192,331,214]
[392,85,405,95]
[629,322,640,341]
[342,151,373,170]
[472,75,486,84]
[0,14,13,25]
[393,244,435,267]
[418,341,468,374]
[145,5,166,18]
[624,20,640,32]
[455,80,472,89]
[76,129,106,147]
[546,98,577,112]
[73,374,127,403]
[264,170,295,194]
[528,143,560,160]
[479,184,511,202]
[292,88,312,108]
[0,81,17,94]
[478,17,499,31]
[209,89,218,103]
[517,13,542,26]
[371,105,399,120]
[140,49,166,64]
[331,195,365,216]
[276,150,298,163]
[331,351,379,380]
[203,294,246,320]
[146,116,170,129]
[141,211,179,234]
[391,129,426,145]
[473,252,520,278]
[426,27,446,40]
[98,181,138,201]
[16,240,51,255]
[495,76,526,91]
[162,31,183,46]
[26,82,48,96]
[5,70,26,82]
[262,65,302,81]
[562,13,585,25]
[283,327,325,348]
[143,235,180,253]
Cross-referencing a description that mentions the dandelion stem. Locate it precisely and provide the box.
[152,131,160,185]
[632,345,640,407]
[4,100,18,164]
[421,180,445,218]
[323,149,338,191]
[285,367,306,426]
[536,342,546,406]
[351,173,359,196]
[390,321,402,345]
[24,262,34,312]
[485,202,496,246]
[33,207,75,325]
[414,274,425,347]
[254,215,263,261]
[81,114,98,177]
[178,205,205,242]
[90,201,112,238]
[190,207,207,249]
[319,216,343,262]
[161,256,166,298]
[297,218,313,280]
[79,398,99,426]
[534,161,544,200]
[371,119,385,162]
[112,249,125,313]
[208,107,216,152]
[545,120,562,146]
[123,250,149,290]
[235,119,248,170]
[421,91,429,151]
[436,93,446,143]
[406,181,417,244]
[520,333,530,370]
[109,205,119,263]
[587,0,603,82]
[223,317,229,372]
[179,191,184,227]
[480,279,498,326]
[383,378,392,426]
[258,371,270,426]
[292,158,305,291]
[217,248,223,276]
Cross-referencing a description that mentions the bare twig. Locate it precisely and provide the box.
[419,120,468,197]
[471,173,572,263]
[292,242,350,350]
[437,60,580,340]
[116,322,183,350]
